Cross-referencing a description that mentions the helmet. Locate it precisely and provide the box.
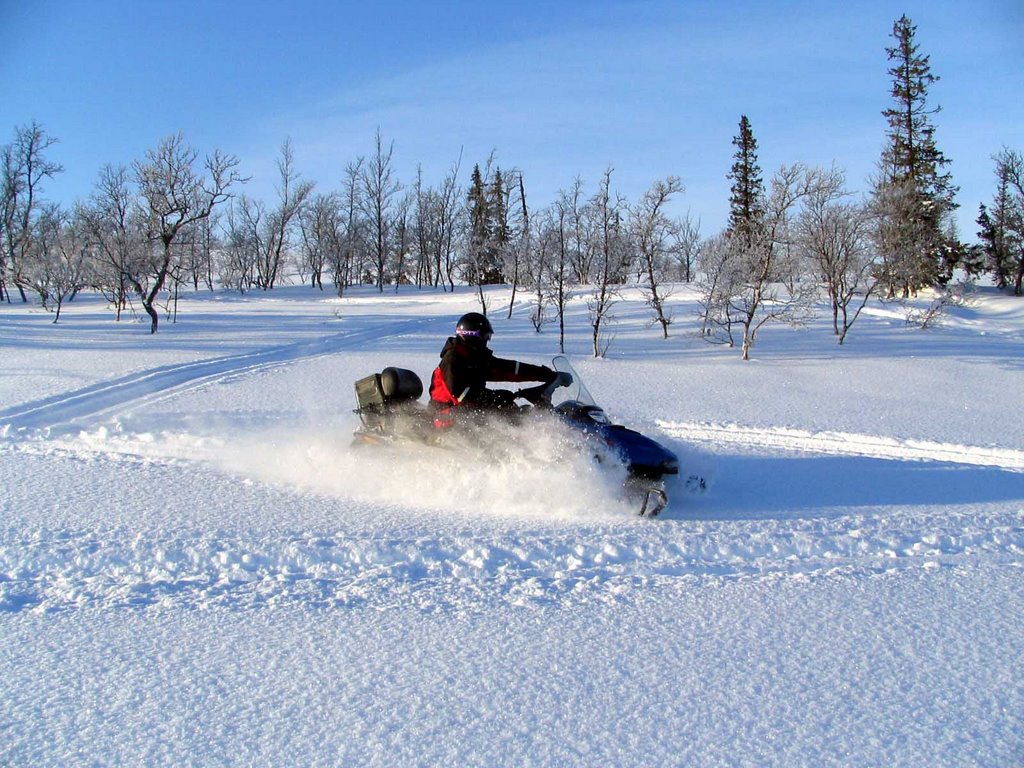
[455,312,493,345]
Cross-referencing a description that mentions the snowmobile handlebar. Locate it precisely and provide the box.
[512,382,553,406]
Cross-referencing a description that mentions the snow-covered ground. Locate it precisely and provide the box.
[2,284,1022,766]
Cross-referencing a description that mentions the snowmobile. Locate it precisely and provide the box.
[352,355,688,517]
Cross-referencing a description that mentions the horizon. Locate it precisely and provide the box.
[2,0,1022,240]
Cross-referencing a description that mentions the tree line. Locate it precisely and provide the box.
[2,15,1021,357]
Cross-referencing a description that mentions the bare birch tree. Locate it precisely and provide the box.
[1,121,63,302]
[178,213,219,291]
[391,191,413,290]
[412,156,463,292]
[552,193,576,352]
[80,164,145,319]
[525,207,556,333]
[505,170,529,318]
[25,203,87,322]
[587,168,629,357]
[565,176,591,284]
[335,157,365,295]
[412,166,434,288]
[133,133,242,333]
[232,139,313,291]
[360,129,400,291]
[264,138,313,288]
[704,165,817,360]
[632,176,684,338]
[697,232,740,345]
[671,214,702,282]
[796,168,878,343]
[298,192,343,291]
[735,165,819,359]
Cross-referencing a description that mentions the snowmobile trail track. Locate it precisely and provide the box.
[659,421,1024,472]
[0,317,435,439]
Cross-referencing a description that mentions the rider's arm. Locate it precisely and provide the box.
[487,356,556,384]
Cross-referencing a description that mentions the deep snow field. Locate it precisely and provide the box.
[1,283,1022,766]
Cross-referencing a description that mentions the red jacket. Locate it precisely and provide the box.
[429,337,554,408]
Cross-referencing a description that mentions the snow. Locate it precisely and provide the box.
[2,284,1022,766]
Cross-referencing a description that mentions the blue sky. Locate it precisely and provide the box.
[1,0,1021,239]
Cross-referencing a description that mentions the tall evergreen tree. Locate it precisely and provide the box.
[976,202,1009,288]
[726,115,765,246]
[466,163,505,287]
[875,14,958,293]
[467,164,489,287]
[488,167,509,284]
[978,148,1024,295]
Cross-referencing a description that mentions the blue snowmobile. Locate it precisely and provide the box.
[353,355,689,517]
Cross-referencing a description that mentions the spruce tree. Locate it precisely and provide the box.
[467,164,489,286]
[466,163,504,286]
[487,168,508,284]
[726,115,765,246]
[979,148,1024,295]
[876,14,958,293]
[976,203,1008,288]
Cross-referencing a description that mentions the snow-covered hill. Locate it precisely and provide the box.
[2,285,1022,766]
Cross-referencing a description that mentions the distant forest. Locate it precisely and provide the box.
[2,15,1021,358]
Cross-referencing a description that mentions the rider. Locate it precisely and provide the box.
[429,312,566,417]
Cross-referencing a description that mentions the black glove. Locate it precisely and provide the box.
[551,371,573,388]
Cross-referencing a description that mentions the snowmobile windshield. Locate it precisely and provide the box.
[549,355,598,410]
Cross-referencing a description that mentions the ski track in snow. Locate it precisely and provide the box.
[0,316,435,439]
[3,314,1023,615]
[659,421,1024,471]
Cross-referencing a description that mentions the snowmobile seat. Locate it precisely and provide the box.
[379,367,423,403]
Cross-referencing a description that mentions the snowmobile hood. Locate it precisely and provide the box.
[603,424,679,479]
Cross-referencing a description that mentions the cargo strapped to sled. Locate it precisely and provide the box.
[354,367,423,430]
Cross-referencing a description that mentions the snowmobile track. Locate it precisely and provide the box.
[659,421,1024,472]
[0,317,436,439]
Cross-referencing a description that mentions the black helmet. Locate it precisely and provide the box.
[455,312,493,345]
